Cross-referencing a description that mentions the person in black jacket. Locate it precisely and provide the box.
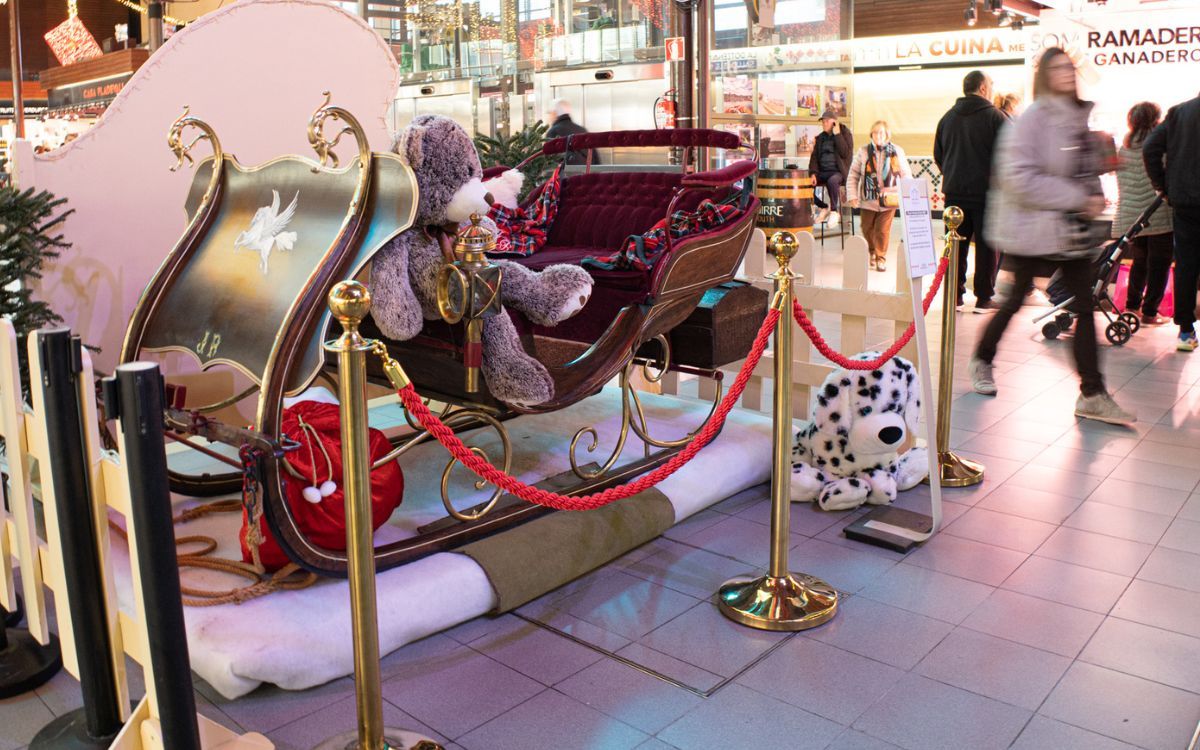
[1144,92,1200,352]
[934,70,1008,311]
[807,109,853,227]
[545,99,599,166]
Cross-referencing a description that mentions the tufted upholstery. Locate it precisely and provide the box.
[544,171,695,250]
[541,128,741,156]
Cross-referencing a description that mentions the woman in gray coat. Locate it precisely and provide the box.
[1116,102,1173,325]
[968,47,1135,425]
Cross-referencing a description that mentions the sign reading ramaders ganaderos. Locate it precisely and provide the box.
[1029,6,1200,143]
[1088,26,1200,67]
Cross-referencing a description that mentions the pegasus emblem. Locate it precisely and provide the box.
[235,190,299,274]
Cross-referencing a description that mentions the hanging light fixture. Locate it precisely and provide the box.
[964,0,979,27]
[986,0,1003,13]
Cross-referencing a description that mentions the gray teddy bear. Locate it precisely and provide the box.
[370,115,593,407]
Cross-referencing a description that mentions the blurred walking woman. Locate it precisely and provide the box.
[968,47,1135,425]
[846,120,912,272]
[1116,102,1173,325]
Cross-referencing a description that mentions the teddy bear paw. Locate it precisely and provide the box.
[540,265,594,324]
[817,477,871,512]
[485,353,554,407]
[790,463,824,502]
[862,469,898,506]
[895,448,929,490]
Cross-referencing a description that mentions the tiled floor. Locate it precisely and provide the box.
[4,232,1200,749]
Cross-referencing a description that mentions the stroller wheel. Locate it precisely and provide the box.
[1055,312,1073,330]
[1119,312,1141,334]
[1043,322,1061,340]
[1105,321,1132,346]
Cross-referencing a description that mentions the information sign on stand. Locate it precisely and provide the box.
[900,179,938,278]
[843,178,943,551]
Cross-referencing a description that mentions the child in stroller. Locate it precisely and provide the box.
[1037,195,1165,346]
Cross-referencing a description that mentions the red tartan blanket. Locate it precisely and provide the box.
[487,166,562,257]
[582,197,743,272]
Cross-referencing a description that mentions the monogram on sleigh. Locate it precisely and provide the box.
[123,94,766,576]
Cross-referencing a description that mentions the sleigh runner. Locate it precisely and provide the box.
[122,96,765,577]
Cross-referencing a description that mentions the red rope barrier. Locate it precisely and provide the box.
[396,308,781,511]
[793,255,950,371]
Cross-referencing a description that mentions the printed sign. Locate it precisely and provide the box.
[47,74,133,109]
[899,179,937,279]
[709,28,1025,73]
[665,37,685,62]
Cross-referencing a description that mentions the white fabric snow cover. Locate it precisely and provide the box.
[109,389,772,699]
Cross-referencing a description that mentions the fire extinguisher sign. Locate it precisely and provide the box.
[665,37,685,62]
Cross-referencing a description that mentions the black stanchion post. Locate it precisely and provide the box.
[104,362,202,750]
[30,329,122,747]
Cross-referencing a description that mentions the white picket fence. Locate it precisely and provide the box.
[661,229,920,419]
[0,320,271,749]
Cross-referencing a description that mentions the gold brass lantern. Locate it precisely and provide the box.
[436,214,503,393]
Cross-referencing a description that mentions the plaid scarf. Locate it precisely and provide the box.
[487,166,563,257]
[582,193,744,272]
[862,142,902,203]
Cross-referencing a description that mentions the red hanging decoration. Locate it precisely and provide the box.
[44,15,104,66]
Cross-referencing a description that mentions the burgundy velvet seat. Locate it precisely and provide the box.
[377,129,759,414]
[508,169,730,343]
[513,172,701,281]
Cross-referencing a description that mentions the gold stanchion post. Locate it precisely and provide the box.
[717,232,838,631]
[928,207,984,487]
[316,282,443,750]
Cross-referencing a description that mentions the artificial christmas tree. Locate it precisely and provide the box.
[0,186,69,393]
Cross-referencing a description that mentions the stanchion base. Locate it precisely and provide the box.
[312,728,445,750]
[0,629,61,699]
[29,706,120,749]
[4,595,24,628]
[923,451,984,488]
[717,573,839,631]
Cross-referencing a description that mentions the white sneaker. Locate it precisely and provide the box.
[815,208,831,224]
[968,357,997,396]
[827,211,840,228]
[1075,392,1136,426]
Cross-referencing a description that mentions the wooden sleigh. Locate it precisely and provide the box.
[121,96,765,576]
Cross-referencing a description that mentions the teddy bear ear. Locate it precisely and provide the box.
[396,123,426,171]
[897,358,921,431]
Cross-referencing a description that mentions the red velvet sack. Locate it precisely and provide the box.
[240,401,404,572]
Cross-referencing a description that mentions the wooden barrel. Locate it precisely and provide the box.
[755,168,814,233]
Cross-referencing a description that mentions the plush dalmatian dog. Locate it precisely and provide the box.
[791,352,928,511]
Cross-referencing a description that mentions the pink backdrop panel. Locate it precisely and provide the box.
[15,0,401,372]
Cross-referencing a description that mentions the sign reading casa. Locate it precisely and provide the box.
[1086,25,1200,66]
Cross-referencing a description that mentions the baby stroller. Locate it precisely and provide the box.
[1036,194,1166,346]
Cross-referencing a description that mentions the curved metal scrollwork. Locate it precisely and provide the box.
[569,337,723,480]
[438,409,513,521]
[307,91,371,172]
[167,106,223,172]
